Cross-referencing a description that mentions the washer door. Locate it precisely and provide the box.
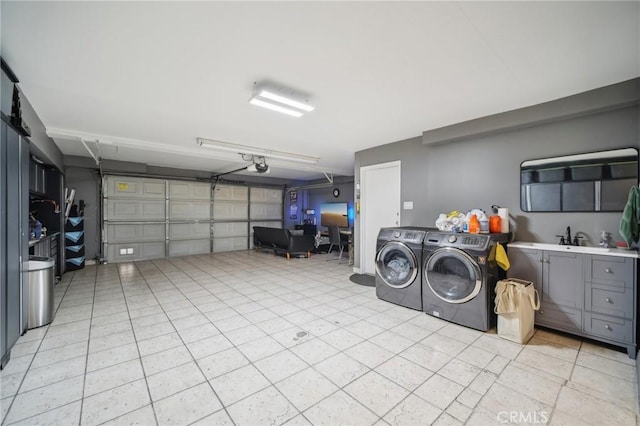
[376,241,419,289]
[424,247,482,303]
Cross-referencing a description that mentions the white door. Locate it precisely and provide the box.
[360,161,401,275]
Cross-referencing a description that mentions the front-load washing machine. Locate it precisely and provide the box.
[422,231,510,331]
[375,227,431,311]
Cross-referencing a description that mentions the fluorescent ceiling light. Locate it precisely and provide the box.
[248,98,303,118]
[249,83,315,117]
[258,90,315,112]
[197,138,320,164]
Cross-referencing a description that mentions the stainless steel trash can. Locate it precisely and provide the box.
[27,256,55,329]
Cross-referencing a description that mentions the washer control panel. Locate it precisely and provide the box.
[378,228,426,244]
[425,232,489,249]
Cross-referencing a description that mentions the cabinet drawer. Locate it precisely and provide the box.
[536,304,582,332]
[586,283,634,319]
[589,256,634,288]
[583,312,634,343]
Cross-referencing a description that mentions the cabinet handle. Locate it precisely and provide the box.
[544,258,550,263]
[605,268,612,273]
[540,310,544,315]
[604,324,611,330]
[605,297,612,303]
[538,258,543,263]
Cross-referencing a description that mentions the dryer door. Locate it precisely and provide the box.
[375,241,419,289]
[424,247,482,303]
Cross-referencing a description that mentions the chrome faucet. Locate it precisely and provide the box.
[599,231,613,248]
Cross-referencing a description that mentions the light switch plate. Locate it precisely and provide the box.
[403,201,414,210]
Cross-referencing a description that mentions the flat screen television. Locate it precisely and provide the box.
[320,202,348,228]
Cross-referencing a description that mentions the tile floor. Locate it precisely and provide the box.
[0,250,638,425]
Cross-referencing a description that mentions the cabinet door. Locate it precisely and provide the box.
[5,124,21,349]
[1,121,6,364]
[507,247,543,296]
[544,251,583,309]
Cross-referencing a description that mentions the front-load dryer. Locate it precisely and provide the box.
[375,227,431,311]
[421,231,510,330]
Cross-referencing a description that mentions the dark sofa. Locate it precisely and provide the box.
[253,226,315,260]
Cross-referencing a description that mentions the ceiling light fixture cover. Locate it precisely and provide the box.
[197,138,320,164]
[249,83,315,117]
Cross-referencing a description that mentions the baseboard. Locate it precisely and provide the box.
[352,267,361,274]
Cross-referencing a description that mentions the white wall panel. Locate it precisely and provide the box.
[214,185,248,201]
[169,222,211,240]
[169,182,211,200]
[105,199,166,221]
[106,223,165,243]
[105,176,165,198]
[169,201,210,220]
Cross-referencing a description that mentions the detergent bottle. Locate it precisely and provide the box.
[468,214,480,234]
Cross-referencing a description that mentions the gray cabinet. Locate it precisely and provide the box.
[29,160,45,194]
[584,255,636,356]
[508,247,583,333]
[1,118,29,369]
[508,245,637,358]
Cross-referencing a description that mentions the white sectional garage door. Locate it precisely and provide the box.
[212,184,249,253]
[249,187,283,249]
[168,181,211,257]
[103,176,283,262]
[103,176,167,262]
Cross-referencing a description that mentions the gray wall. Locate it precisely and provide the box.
[19,88,63,170]
[283,176,355,230]
[64,166,101,261]
[354,80,640,270]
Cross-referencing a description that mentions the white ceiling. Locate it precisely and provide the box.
[2,1,638,180]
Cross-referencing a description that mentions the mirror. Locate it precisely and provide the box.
[521,148,638,212]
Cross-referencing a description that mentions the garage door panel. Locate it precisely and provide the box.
[169,222,211,240]
[107,223,165,243]
[213,237,248,252]
[169,201,210,220]
[106,199,166,221]
[106,242,165,261]
[169,239,210,257]
[250,204,282,220]
[214,185,248,201]
[104,176,284,262]
[169,182,211,200]
[212,222,248,238]
[213,202,248,220]
[105,176,165,198]
[250,188,282,203]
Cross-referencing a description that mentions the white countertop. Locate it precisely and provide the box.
[508,241,640,258]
